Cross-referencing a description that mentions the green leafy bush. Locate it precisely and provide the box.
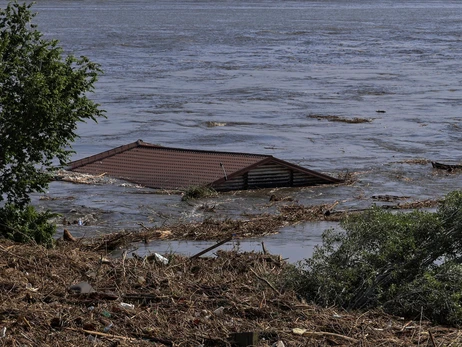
[390,263,462,325]
[289,191,462,325]
[0,204,57,247]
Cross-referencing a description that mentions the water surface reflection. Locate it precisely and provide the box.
[124,221,340,264]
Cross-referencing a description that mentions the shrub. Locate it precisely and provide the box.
[288,191,462,325]
[0,204,57,247]
[388,263,462,325]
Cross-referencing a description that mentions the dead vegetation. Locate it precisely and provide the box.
[394,158,430,165]
[431,162,462,172]
[53,170,144,188]
[308,114,373,124]
[87,202,343,249]
[1,240,461,346]
[82,198,440,252]
[384,199,440,210]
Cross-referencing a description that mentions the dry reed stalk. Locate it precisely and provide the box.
[1,240,461,346]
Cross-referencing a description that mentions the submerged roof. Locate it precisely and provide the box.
[68,140,342,191]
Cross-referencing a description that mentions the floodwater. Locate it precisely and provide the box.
[22,0,462,261]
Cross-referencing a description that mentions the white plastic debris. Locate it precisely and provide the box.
[120,302,135,310]
[1,327,6,338]
[154,253,168,265]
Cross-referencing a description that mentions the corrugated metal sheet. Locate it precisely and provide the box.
[69,140,342,190]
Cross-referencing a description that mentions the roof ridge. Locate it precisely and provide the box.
[136,140,272,158]
[69,140,272,170]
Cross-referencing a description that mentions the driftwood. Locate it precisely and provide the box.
[190,235,233,259]
[308,114,373,124]
[299,330,359,343]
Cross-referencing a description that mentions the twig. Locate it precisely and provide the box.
[190,236,233,259]
[249,268,280,295]
[65,328,174,346]
[261,242,268,255]
[122,250,127,279]
[138,222,150,231]
[428,330,436,347]
[93,232,132,251]
[304,331,358,343]
[0,244,30,262]
[418,306,423,347]
[66,327,135,341]
[20,332,36,344]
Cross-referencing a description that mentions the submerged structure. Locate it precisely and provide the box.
[68,140,342,191]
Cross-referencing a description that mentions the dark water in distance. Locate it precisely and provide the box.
[11,0,462,260]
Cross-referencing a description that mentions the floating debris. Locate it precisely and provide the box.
[54,170,141,187]
[431,161,462,172]
[394,199,441,209]
[395,158,430,165]
[308,114,373,124]
[372,195,410,202]
[205,121,227,127]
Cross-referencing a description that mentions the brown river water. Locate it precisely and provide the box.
[23,0,462,262]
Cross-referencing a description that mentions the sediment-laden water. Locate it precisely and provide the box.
[24,0,462,260]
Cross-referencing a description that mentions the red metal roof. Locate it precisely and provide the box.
[69,140,341,190]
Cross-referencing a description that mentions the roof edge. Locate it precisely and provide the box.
[68,140,143,170]
[135,141,272,158]
[68,140,274,170]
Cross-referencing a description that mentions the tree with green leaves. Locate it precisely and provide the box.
[0,1,105,206]
[0,1,105,244]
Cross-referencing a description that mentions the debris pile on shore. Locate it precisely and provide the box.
[0,240,461,346]
[83,198,441,250]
